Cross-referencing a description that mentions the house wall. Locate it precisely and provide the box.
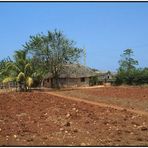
[43,77,90,88]
[60,77,90,88]
[43,78,52,88]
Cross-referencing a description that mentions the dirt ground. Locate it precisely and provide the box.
[56,86,148,113]
[0,87,148,146]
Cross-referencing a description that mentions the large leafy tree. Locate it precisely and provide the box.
[3,50,33,91]
[116,48,139,85]
[118,49,138,72]
[24,30,83,88]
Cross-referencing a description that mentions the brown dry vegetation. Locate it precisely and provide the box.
[0,86,148,146]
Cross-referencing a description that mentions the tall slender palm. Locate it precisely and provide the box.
[3,50,33,91]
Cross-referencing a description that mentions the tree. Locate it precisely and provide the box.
[3,50,33,91]
[0,57,12,83]
[119,49,138,72]
[24,30,83,88]
[116,48,138,85]
[89,75,99,86]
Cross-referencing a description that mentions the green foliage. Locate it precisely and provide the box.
[115,49,138,85]
[118,48,138,72]
[115,48,148,85]
[3,50,34,91]
[0,57,12,82]
[132,68,148,85]
[89,75,99,86]
[24,30,83,88]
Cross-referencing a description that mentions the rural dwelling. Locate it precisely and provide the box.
[95,70,116,84]
[42,64,97,88]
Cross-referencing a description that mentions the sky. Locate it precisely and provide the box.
[0,2,148,71]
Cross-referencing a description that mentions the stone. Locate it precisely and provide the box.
[60,128,64,131]
[73,129,78,133]
[72,107,76,111]
[80,143,86,146]
[141,126,148,131]
[122,108,127,112]
[27,138,33,142]
[66,113,71,118]
[65,122,71,127]
[137,137,143,141]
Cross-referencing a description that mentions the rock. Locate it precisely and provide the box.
[131,121,140,126]
[72,107,76,111]
[73,129,78,133]
[16,138,20,141]
[137,137,143,141]
[65,130,68,134]
[6,136,9,141]
[93,121,96,124]
[125,130,130,133]
[42,136,48,140]
[13,135,17,138]
[0,128,1,131]
[80,142,86,146]
[44,113,47,116]
[141,126,148,131]
[116,139,121,142]
[103,121,108,125]
[27,138,33,142]
[131,116,136,119]
[122,108,127,112]
[130,132,134,135]
[66,113,71,118]
[16,113,27,117]
[85,121,89,124]
[64,122,71,127]
[60,128,64,131]
[142,122,146,125]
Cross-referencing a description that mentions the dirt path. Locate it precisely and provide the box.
[45,91,148,117]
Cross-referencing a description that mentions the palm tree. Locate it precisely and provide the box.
[3,50,33,91]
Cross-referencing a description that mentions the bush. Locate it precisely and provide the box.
[115,68,148,85]
[89,76,99,86]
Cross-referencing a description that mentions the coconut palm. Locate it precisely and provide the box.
[3,50,33,91]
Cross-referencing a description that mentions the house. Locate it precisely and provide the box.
[94,70,116,84]
[42,64,97,88]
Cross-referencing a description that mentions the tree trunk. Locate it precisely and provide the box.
[54,77,60,89]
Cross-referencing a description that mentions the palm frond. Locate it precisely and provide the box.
[6,62,20,73]
[26,77,33,87]
[17,72,25,82]
[2,77,15,83]
[24,63,32,75]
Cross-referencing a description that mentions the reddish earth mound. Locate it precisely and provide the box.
[0,92,148,146]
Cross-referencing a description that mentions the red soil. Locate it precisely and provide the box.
[0,91,148,146]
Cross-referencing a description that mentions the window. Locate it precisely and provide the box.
[81,77,85,82]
